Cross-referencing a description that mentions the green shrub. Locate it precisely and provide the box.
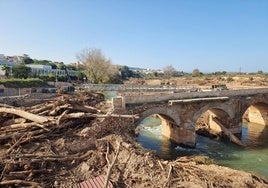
[0,78,52,88]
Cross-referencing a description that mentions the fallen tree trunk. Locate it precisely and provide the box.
[29,103,54,114]
[71,103,101,113]
[212,117,246,147]
[9,122,48,130]
[60,112,139,121]
[0,107,50,124]
[49,104,70,116]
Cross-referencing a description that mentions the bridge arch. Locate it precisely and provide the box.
[242,97,268,125]
[192,102,235,134]
[135,106,182,127]
[193,103,234,124]
[135,106,195,148]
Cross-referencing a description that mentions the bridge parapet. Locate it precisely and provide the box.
[123,88,268,107]
[81,84,195,92]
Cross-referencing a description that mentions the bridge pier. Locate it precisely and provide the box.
[230,117,243,134]
[161,118,196,148]
[112,96,125,109]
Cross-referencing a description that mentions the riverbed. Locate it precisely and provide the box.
[137,116,268,181]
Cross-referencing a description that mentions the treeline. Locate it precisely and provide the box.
[1,49,267,84]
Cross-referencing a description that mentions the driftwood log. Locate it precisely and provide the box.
[213,117,246,147]
[0,107,50,124]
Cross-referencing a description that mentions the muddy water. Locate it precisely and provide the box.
[137,117,268,181]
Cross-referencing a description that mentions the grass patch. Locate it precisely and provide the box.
[0,79,53,88]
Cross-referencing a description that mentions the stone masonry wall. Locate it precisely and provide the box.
[124,88,268,105]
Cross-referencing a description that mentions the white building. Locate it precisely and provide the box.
[0,58,77,78]
[26,64,77,77]
[0,58,19,67]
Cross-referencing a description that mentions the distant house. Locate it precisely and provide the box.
[26,64,53,75]
[27,64,77,77]
[129,67,163,75]
[0,58,19,67]
[0,55,77,78]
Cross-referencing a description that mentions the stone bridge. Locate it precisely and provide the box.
[113,88,268,147]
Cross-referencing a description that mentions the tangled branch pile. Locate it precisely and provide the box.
[0,92,136,187]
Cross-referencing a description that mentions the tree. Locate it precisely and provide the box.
[66,64,77,71]
[1,65,11,78]
[22,57,34,64]
[12,64,31,79]
[76,48,119,84]
[163,65,176,79]
[192,68,200,77]
[48,62,57,69]
[258,70,264,75]
[48,72,56,81]
[76,70,86,82]
[120,66,133,80]
[214,71,227,76]
[57,62,66,70]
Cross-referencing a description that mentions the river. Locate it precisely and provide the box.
[136,116,268,181]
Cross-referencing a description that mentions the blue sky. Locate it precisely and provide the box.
[0,0,267,72]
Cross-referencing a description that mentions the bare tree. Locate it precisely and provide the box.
[163,65,176,79]
[76,48,119,84]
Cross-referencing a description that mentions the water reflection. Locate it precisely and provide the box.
[241,122,268,148]
[136,116,268,181]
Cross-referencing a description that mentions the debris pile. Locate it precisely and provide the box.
[0,92,135,187]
